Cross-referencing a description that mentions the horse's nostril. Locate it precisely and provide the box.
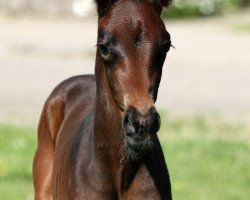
[123,112,130,125]
[149,112,160,134]
[123,111,135,137]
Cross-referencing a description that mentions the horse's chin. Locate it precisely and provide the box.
[125,137,153,161]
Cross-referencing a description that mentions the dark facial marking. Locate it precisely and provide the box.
[129,19,144,48]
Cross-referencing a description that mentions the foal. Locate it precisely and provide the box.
[33,0,173,199]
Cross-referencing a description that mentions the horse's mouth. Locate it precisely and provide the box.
[125,134,151,146]
[125,134,152,160]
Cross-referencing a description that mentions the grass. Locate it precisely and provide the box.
[0,115,249,200]
[161,137,250,200]
[0,125,36,200]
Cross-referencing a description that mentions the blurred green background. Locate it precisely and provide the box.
[163,0,250,18]
[0,0,250,199]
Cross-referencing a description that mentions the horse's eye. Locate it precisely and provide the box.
[98,43,113,61]
[162,40,171,53]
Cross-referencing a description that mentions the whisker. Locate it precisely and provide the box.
[170,44,176,49]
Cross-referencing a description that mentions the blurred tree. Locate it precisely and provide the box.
[241,0,250,6]
[162,0,250,19]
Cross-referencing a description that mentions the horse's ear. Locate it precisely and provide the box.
[151,0,173,14]
[95,0,113,16]
[158,0,173,7]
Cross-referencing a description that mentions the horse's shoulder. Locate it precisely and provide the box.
[41,74,96,147]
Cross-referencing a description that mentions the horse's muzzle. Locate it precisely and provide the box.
[122,107,160,155]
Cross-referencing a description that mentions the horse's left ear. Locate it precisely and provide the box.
[95,0,114,16]
[151,0,173,14]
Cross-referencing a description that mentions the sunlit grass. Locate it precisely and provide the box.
[0,125,36,200]
[160,137,250,200]
[158,114,250,199]
[0,114,249,200]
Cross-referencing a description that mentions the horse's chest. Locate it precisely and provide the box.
[71,180,117,200]
[71,163,162,200]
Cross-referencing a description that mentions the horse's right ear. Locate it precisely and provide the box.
[95,0,113,16]
[155,0,173,14]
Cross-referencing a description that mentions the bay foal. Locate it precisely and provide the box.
[33,0,173,199]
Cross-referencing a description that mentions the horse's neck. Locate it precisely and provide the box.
[92,53,137,194]
[93,52,125,160]
[94,52,123,144]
